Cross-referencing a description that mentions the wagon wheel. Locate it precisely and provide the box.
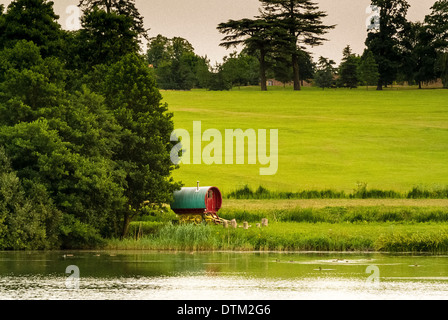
[209,212,222,225]
[178,215,189,224]
[202,213,211,224]
[193,215,203,225]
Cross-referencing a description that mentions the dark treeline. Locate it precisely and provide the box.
[323,0,448,90]
[146,0,331,91]
[149,0,448,91]
[0,0,181,249]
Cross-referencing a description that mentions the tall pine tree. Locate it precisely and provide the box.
[260,0,335,91]
[0,0,64,58]
[359,50,380,90]
[338,45,360,89]
[425,0,448,88]
[78,0,147,38]
[365,0,410,90]
[218,18,281,91]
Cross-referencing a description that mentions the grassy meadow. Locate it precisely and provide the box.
[111,86,448,253]
[162,86,448,194]
[108,222,448,253]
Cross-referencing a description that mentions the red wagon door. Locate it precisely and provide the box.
[206,189,215,213]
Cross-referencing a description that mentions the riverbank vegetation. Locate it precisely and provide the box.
[107,221,448,253]
[107,201,448,253]
[0,0,181,250]
[226,185,448,200]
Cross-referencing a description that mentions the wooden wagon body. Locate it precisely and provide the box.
[170,186,223,224]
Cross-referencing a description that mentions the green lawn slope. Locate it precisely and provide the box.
[163,87,448,194]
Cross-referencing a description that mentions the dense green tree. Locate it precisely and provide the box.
[195,56,213,88]
[0,119,125,245]
[271,50,315,86]
[156,55,194,90]
[0,0,64,58]
[260,0,335,91]
[297,51,316,85]
[147,35,209,90]
[207,63,233,91]
[359,50,380,89]
[0,0,181,248]
[425,0,448,88]
[400,22,438,88]
[9,121,122,232]
[147,34,171,68]
[93,53,182,237]
[220,52,259,88]
[271,53,293,85]
[77,7,140,69]
[0,147,62,250]
[425,0,448,50]
[313,56,336,89]
[0,41,127,244]
[436,52,448,88]
[218,18,281,91]
[78,0,147,39]
[0,41,67,126]
[365,0,410,90]
[337,45,361,88]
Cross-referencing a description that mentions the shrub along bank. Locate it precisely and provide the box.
[109,205,448,253]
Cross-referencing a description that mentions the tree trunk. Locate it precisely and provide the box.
[106,0,112,13]
[260,50,268,91]
[376,79,383,91]
[418,81,422,89]
[121,212,131,239]
[292,53,301,91]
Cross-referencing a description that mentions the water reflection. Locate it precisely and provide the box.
[0,251,448,300]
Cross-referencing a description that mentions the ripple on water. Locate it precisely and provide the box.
[1,274,448,300]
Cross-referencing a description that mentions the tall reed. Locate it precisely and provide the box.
[107,222,448,253]
[226,185,448,200]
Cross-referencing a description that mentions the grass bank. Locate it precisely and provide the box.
[106,222,448,253]
[108,201,448,253]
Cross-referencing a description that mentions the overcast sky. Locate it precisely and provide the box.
[1,0,436,64]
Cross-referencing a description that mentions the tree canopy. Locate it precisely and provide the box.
[218,18,281,91]
[260,0,335,90]
[147,35,209,90]
[358,50,380,89]
[0,0,181,249]
[78,0,147,39]
[0,0,64,58]
[365,0,410,90]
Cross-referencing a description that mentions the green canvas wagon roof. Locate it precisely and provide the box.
[170,187,214,210]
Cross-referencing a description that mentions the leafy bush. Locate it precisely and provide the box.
[128,221,167,239]
[0,148,62,250]
[58,214,106,249]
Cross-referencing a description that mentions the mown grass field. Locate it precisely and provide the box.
[162,86,448,194]
[112,86,448,253]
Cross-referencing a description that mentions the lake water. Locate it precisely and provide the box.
[1,251,448,300]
